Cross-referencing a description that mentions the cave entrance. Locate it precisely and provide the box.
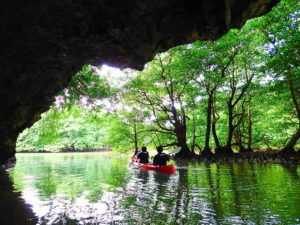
[16,65,130,154]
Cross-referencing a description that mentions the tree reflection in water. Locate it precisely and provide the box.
[4,153,300,224]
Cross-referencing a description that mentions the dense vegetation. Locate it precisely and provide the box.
[17,0,299,157]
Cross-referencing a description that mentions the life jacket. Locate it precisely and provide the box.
[137,151,149,163]
[153,153,170,166]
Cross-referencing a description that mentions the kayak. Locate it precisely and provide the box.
[130,157,175,174]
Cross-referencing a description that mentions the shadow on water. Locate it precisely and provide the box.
[281,163,300,179]
[0,167,37,225]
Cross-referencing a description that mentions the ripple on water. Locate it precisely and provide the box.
[5,154,300,225]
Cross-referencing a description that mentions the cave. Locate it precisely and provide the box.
[0,0,279,165]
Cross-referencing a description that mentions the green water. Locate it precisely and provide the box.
[8,153,300,224]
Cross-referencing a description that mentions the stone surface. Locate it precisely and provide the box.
[0,0,278,164]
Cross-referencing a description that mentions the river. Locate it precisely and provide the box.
[5,152,300,224]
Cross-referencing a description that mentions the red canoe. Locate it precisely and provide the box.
[130,157,175,174]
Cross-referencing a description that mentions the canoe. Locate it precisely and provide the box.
[130,157,175,174]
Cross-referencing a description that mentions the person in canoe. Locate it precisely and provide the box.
[153,146,170,166]
[136,146,149,164]
[133,146,143,157]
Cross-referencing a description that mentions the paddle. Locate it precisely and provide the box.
[144,136,150,144]
[170,147,181,155]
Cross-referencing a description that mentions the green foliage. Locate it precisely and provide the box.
[102,108,153,152]
[59,65,114,108]
[17,105,107,152]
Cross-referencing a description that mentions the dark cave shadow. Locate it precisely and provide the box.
[0,168,37,225]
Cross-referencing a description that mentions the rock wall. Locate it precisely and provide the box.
[0,0,278,164]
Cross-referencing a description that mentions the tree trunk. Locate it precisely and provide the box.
[280,125,300,154]
[202,94,213,156]
[280,80,300,155]
[191,110,196,153]
[212,119,220,149]
[225,104,235,154]
[233,105,247,153]
[289,80,300,120]
[234,127,247,153]
[174,124,195,158]
[247,104,253,152]
[212,94,221,153]
[134,123,138,152]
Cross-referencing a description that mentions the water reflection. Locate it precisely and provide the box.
[0,167,37,225]
[6,153,300,224]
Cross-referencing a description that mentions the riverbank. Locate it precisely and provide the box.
[16,149,300,164]
[17,147,112,153]
[173,151,300,165]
